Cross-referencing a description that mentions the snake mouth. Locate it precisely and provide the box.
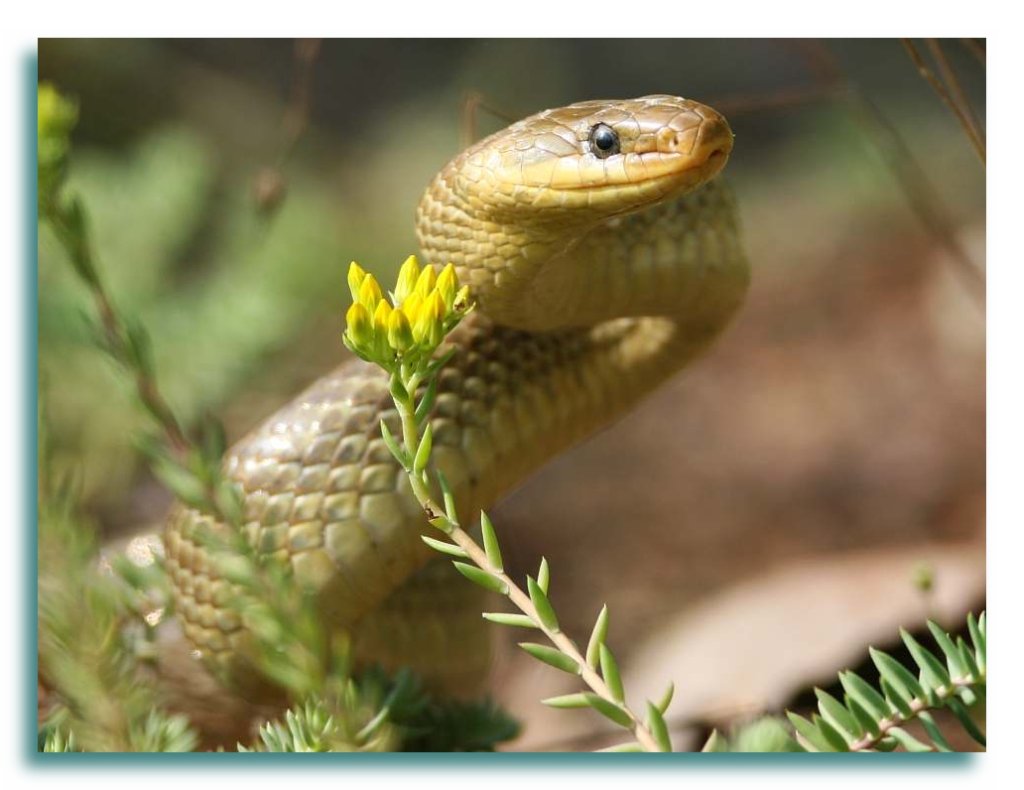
[548,143,731,205]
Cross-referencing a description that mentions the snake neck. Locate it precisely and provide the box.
[416,175,750,385]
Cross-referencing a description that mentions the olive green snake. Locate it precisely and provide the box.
[163,94,750,698]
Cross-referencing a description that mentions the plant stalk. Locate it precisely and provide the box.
[391,374,662,752]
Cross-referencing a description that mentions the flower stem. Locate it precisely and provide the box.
[389,371,663,752]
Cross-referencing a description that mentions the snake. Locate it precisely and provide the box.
[163,94,750,700]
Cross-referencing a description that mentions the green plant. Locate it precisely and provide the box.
[702,612,986,752]
[37,82,517,753]
[342,257,675,753]
[37,399,199,753]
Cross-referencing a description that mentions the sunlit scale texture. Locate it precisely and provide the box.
[164,95,750,694]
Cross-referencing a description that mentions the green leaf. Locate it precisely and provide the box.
[149,457,208,511]
[657,682,675,715]
[527,575,559,633]
[870,647,926,705]
[917,711,953,752]
[413,423,433,475]
[537,556,550,594]
[479,511,503,572]
[427,514,453,534]
[414,376,439,423]
[845,696,880,737]
[879,678,913,719]
[600,645,624,703]
[902,629,951,693]
[426,347,456,378]
[956,636,982,682]
[958,686,979,707]
[379,419,409,468]
[541,693,591,709]
[947,697,986,746]
[436,470,458,524]
[123,318,155,379]
[927,620,967,679]
[582,693,632,728]
[646,701,672,752]
[888,726,933,752]
[729,717,803,752]
[420,534,467,558]
[786,712,832,753]
[355,704,391,743]
[814,688,860,740]
[388,689,520,752]
[586,604,609,670]
[701,730,730,753]
[812,714,849,752]
[482,612,537,629]
[967,611,986,672]
[518,643,580,675]
[389,374,410,405]
[452,562,507,594]
[839,671,892,723]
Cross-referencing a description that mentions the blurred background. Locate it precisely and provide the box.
[38,39,985,749]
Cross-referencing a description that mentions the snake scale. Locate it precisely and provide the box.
[163,95,750,697]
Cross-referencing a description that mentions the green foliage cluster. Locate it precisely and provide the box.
[239,669,517,753]
[38,406,199,753]
[785,614,986,752]
[37,84,518,753]
[38,471,517,753]
[38,91,346,505]
[702,613,986,753]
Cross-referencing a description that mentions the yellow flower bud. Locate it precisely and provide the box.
[371,300,394,361]
[436,263,458,310]
[372,299,393,333]
[402,292,423,325]
[413,264,437,300]
[413,290,447,347]
[394,255,421,305]
[358,273,383,312]
[454,285,472,312]
[347,261,367,303]
[387,307,415,351]
[345,302,373,351]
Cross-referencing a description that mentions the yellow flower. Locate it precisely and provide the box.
[347,261,367,303]
[372,299,393,333]
[393,255,421,306]
[436,263,458,310]
[413,290,447,348]
[387,308,414,351]
[413,265,437,300]
[358,274,383,312]
[343,256,473,370]
[345,302,373,351]
[402,292,424,325]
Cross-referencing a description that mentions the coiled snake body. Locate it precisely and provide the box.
[164,95,750,695]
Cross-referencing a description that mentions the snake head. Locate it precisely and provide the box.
[456,94,733,221]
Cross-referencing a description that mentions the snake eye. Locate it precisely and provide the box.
[588,123,620,158]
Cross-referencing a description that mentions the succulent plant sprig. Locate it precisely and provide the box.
[343,257,672,752]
